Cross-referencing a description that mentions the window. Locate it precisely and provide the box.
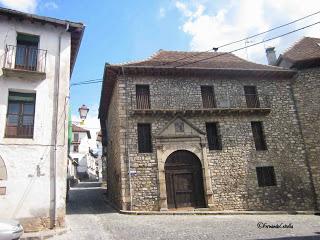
[251,122,267,150]
[256,166,277,187]
[73,145,79,153]
[74,133,79,142]
[15,33,39,71]
[136,85,150,109]
[201,86,216,108]
[206,122,222,150]
[244,86,260,108]
[5,92,36,138]
[137,123,152,153]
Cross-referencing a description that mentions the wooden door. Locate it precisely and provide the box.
[165,150,205,209]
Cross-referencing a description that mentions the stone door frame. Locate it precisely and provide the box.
[155,136,214,210]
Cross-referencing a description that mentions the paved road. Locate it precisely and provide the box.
[53,182,320,240]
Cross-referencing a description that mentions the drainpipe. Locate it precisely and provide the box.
[121,66,133,210]
[50,23,69,229]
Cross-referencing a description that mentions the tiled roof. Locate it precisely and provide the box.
[281,37,320,64]
[119,50,286,71]
[72,124,91,138]
[72,124,88,132]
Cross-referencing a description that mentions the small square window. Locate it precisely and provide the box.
[256,166,277,187]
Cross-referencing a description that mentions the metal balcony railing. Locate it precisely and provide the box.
[3,45,47,73]
[134,93,271,112]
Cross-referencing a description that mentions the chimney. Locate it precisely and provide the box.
[265,47,277,65]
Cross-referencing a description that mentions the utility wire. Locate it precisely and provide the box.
[173,21,320,68]
[69,18,320,87]
[160,10,320,66]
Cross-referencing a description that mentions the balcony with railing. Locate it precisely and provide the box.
[2,45,47,80]
[132,93,271,116]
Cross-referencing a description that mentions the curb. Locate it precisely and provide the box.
[119,210,320,216]
[20,227,68,240]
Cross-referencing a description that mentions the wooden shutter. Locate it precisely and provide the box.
[244,86,260,108]
[206,122,222,150]
[201,86,216,108]
[6,92,35,138]
[256,166,276,187]
[251,122,267,150]
[136,85,150,109]
[138,123,152,153]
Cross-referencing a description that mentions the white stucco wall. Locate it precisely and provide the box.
[0,16,71,224]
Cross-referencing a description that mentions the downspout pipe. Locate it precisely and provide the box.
[121,66,133,210]
[50,23,69,229]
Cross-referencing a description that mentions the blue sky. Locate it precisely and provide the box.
[1,0,319,133]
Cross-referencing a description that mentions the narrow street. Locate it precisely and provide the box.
[52,182,320,240]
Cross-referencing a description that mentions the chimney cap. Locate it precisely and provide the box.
[266,46,275,52]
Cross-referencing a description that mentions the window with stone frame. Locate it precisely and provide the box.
[251,121,267,150]
[256,166,277,187]
[137,123,152,153]
[206,122,222,150]
[5,91,36,138]
[201,86,216,108]
[136,85,150,109]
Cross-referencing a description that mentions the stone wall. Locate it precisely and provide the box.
[292,67,320,209]
[106,79,123,209]
[108,73,315,211]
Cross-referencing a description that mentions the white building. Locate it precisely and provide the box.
[69,124,95,180]
[0,7,84,232]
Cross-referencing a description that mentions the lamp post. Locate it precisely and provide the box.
[78,104,89,125]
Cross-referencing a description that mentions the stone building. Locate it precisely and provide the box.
[273,37,320,209]
[99,49,317,211]
[0,7,84,231]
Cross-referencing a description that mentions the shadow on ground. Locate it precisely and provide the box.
[259,234,320,240]
[66,181,116,215]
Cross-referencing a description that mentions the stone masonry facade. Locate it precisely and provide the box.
[291,67,320,208]
[104,71,316,211]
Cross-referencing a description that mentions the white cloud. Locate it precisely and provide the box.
[175,0,320,63]
[43,1,58,10]
[0,0,37,13]
[159,7,166,18]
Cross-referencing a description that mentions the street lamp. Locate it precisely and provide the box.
[78,104,89,124]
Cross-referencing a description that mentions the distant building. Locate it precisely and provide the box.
[99,49,317,212]
[0,7,84,231]
[70,124,94,180]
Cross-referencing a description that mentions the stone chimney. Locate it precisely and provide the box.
[265,47,277,65]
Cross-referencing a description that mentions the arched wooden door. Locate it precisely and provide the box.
[165,150,205,209]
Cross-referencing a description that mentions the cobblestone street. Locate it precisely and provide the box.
[53,182,320,240]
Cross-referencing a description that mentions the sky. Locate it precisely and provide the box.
[1,0,320,140]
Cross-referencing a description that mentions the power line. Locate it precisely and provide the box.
[70,79,103,87]
[160,10,320,66]
[69,18,320,87]
[173,21,320,68]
